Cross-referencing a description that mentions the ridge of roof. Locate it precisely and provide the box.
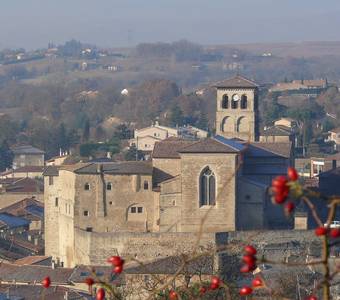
[178,137,240,154]
[213,75,259,88]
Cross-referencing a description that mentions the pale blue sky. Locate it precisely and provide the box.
[1,0,340,49]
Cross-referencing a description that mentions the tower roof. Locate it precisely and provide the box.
[214,75,258,89]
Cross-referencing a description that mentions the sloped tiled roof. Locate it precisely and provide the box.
[12,145,45,155]
[4,178,44,193]
[1,166,45,176]
[179,138,240,154]
[213,135,247,152]
[152,137,195,159]
[14,256,50,266]
[0,197,43,219]
[247,142,292,158]
[0,284,92,300]
[42,166,59,176]
[0,213,30,229]
[0,263,73,285]
[74,161,153,175]
[214,75,259,88]
[261,125,292,136]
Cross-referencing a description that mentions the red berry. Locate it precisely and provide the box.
[274,194,287,204]
[85,277,95,286]
[272,176,288,188]
[113,265,123,274]
[287,167,298,181]
[252,277,263,288]
[330,228,340,238]
[239,286,253,296]
[210,276,221,289]
[285,202,295,214]
[315,227,328,236]
[169,290,177,300]
[199,287,207,294]
[242,255,256,265]
[96,288,105,300]
[107,256,123,266]
[42,277,51,288]
[240,263,256,273]
[306,296,317,300]
[244,245,257,256]
[210,276,220,286]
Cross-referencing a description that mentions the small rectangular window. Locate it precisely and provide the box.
[55,197,58,207]
[138,207,143,213]
[49,176,54,185]
[83,210,89,216]
[86,227,93,232]
[131,207,137,213]
[143,181,149,190]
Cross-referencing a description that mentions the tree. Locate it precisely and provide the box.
[124,145,144,161]
[169,105,184,127]
[82,119,90,142]
[0,141,13,171]
[114,124,132,140]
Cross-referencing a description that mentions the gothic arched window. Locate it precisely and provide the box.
[199,167,216,206]
[241,95,247,109]
[221,95,228,109]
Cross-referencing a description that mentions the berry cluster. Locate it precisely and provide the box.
[168,276,221,299]
[239,245,260,296]
[271,167,299,214]
[107,255,125,274]
[240,245,257,273]
[314,226,340,238]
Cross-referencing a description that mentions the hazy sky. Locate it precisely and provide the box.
[1,0,340,49]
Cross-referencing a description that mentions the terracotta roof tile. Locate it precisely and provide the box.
[0,263,73,284]
[4,178,43,193]
[248,142,292,158]
[152,138,194,159]
[14,256,50,266]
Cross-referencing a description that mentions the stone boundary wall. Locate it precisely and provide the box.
[74,228,216,266]
[73,229,322,267]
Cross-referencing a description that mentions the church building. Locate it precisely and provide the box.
[44,76,294,267]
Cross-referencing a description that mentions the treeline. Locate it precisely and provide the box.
[135,40,207,62]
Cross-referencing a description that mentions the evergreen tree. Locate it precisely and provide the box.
[82,119,90,142]
[169,104,184,127]
[0,141,13,171]
[124,145,144,161]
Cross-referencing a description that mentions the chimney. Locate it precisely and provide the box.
[97,164,103,174]
[51,261,56,269]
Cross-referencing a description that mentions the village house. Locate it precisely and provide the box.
[129,122,178,152]
[12,145,45,169]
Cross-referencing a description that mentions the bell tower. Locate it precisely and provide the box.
[215,75,259,141]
